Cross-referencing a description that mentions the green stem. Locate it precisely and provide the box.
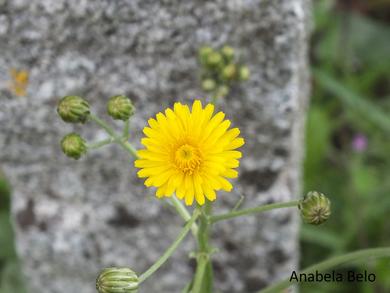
[192,255,208,293]
[192,203,213,293]
[138,209,200,284]
[88,114,138,158]
[87,137,114,149]
[170,196,198,236]
[210,200,300,223]
[123,119,130,138]
[258,247,390,293]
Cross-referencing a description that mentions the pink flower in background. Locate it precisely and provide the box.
[352,133,368,152]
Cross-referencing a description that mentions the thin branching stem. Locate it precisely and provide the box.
[138,209,200,284]
[210,200,300,223]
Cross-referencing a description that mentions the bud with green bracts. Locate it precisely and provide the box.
[216,85,229,98]
[57,95,90,123]
[238,66,250,81]
[206,52,223,67]
[222,64,237,81]
[107,95,135,121]
[221,45,235,62]
[60,133,87,160]
[199,46,214,65]
[96,267,139,293]
[202,79,216,92]
[299,191,331,225]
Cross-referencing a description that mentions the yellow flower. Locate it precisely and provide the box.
[9,69,29,97]
[135,100,244,206]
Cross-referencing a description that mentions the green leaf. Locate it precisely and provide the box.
[304,106,332,188]
[0,212,16,260]
[347,13,390,67]
[200,262,213,293]
[181,280,193,293]
[0,176,11,212]
[0,261,26,293]
[313,69,390,133]
[300,225,345,252]
[350,164,379,196]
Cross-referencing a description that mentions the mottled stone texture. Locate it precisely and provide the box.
[0,0,310,292]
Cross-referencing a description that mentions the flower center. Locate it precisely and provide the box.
[175,144,202,174]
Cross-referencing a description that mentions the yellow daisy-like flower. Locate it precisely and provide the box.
[9,69,29,97]
[134,100,244,206]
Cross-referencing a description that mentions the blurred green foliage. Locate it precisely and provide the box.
[0,174,25,293]
[301,0,390,292]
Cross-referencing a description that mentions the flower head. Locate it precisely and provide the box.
[351,133,368,152]
[61,133,87,160]
[135,100,244,206]
[9,69,29,97]
[299,191,331,225]
[107,95,135,121]
[96,267,139,293]
[57,95,90,123]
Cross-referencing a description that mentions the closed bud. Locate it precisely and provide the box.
[96,267,139,293]
[222,64,237,81]
[57,96,90,123]
[239,66,250,81]
[216,85,229,98]
[221,45,235,62]
[199,46,214,65]
[202,79,216,92]
[207,52,223,67]
[107,95,135,121]
[61,133,87,160]
[299,191,331,225]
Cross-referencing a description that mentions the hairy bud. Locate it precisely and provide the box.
[96,267,139,293]
[57,95,90,123]
[299,191,331,225]
[107,95,135,121]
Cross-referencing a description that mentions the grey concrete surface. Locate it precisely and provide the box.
[0,0,310,292]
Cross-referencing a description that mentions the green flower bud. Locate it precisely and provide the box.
[107,95,135,121]
[202,79,216,92]
[221,45,235,62]
[199,46,214,65]
[60,133,87,160]
[96,267,139,293]
[239,66,250,81]
[57,96,90,123]
[299,191,331,225]
[222,64,237,81]
[207,52,223,67]
[216,85,229,98]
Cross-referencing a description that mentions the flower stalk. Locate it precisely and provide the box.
[170,196,199,236]
[210,200,300,224]
[138,209,200,284]
[87,137,114,149]
[192,202,213,293]
[88,114,138,158]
